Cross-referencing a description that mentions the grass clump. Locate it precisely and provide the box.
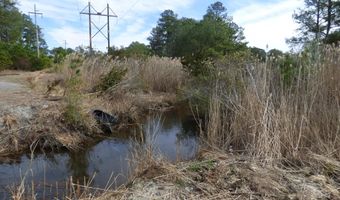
[138,56,186,93]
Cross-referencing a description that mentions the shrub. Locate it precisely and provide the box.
[63,92,85,128]
[0,42,52,71]
[0,44,12,70]
[62,62,87,130]
[97,66,127,91]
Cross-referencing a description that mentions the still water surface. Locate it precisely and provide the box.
[0,108,199,199]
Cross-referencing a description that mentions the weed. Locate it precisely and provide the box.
[188,159,215,172]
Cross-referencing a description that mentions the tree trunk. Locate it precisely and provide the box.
[326,0,332,37]
[316,0,321,41]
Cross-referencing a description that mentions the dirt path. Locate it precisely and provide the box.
[0,71,55,135]
[1,72,36,103]
[0,71,74,161]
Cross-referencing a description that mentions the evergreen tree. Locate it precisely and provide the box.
[288,0,340,46]
[148,10,178,56]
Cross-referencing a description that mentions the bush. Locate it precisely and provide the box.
[62,63,87,130]
[277,54,300,86]
[0,43,12,70]
[97,66,127,91]
[0,42,51,71]
[108,42,152,59]
[32,54,52,70]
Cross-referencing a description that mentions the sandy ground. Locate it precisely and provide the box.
[0,71,69,159]
[0,71,48,129]
[0,70,69,127]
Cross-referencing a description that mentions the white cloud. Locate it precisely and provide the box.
[48,26,88,48]
[112,30,150,47]
[18,0,194,50]
[18,0,81,23]
[18,0,304,51]
[19,0,194,23]
[232,0,304,51]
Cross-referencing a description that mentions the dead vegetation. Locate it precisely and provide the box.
[202,46,340,165]
[55,54,186,122]
[89,150,339,200]
[0,102,99,160]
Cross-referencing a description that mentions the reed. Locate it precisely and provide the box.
[203,46,340,164]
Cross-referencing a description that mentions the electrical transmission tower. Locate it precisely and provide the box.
[80,2,117,54]
[29,4,43,58]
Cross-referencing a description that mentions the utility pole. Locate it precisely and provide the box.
[29,4,43,58]
[107,3,110,51]
[64,40,67,50]
[87,2,92,53]
[80,2,117,54]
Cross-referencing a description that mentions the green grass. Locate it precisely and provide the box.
[188,160,215,172]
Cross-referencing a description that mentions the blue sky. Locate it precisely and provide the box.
[17,0,304,52]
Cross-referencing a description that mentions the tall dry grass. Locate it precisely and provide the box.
[57,54,186,94]
[138,57,185,93]
[204,46,340,164]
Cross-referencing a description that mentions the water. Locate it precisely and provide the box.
[0,108,199,199]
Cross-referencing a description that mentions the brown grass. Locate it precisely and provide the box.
[138,56,186,93]
[54,54,185,123]
[90,149,340,200]
[203,46,340,165]
[56,54,186,94]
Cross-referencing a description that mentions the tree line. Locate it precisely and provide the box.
[1,0,340,72]
[111,2,247,76]
[0,0,51,70]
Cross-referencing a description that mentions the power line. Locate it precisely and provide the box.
[80,2,117,54]
[119,0,141,21]
[29,4,43,58]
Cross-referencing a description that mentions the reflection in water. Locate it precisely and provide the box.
[68,150,89,183]
[144,109,199,162]
[0,108,198,198]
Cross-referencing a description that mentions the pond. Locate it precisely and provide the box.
[0,107,199,199]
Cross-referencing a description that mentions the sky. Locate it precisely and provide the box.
[17,0,304,52]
